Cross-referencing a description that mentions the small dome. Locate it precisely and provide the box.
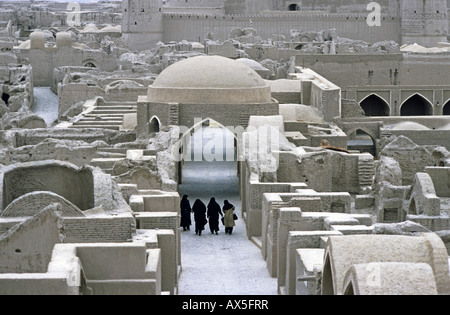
[390,121,430,131]
[148,55,272,104]
[236,58,269,72]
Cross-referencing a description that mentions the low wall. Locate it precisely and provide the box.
[63,214,136,243]
[277,151,361,194]
[133,213,179,294]
[0,244,80,295]
[384,129,450,152]
[426,167,450,197]
[286,230,342,295]
[130,192,180,212]
[7,128,136,147]
[241,164,307,238]
[0,206,62,274]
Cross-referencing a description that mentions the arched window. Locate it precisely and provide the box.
[149,116,160,133]
[84,62,96,68]
[443,100,450,115]
[288,4,300,11]
[344,282,355,295]
[359,94,390,116]
[400,94,433,116]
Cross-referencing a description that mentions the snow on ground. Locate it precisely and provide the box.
[177,217,278,295]
[177,127,278,295]
[32,87,59,127]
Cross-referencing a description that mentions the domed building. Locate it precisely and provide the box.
[137,55,279,134]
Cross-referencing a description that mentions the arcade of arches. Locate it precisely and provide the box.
[359,94,442,117]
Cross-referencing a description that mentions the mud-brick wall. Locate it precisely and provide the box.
[63,215,136,243]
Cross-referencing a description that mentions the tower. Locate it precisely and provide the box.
[400,0,448,47]
[122,0,164,51]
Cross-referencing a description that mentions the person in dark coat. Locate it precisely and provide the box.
[180,195,192,231]
[207,197,223,235]
[223,200,236,235]
[192,199,207,236]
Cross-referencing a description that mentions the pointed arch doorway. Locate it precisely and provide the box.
[359,94,390,116]
[177,118,240,202]
[347,129,377,157]
[400,94,433,116]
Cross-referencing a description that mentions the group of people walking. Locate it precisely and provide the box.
[180,195,237,236]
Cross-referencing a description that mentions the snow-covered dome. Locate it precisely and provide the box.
[147,55,272,104]
[389,121,430,131]
[236,58,269,72]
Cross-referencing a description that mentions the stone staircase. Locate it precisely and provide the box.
[90,147,156,175]
[168,103,179,125]
[70,101,137,131]
[358,154,375,191]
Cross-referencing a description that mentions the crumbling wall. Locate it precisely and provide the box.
[0,112,46,130]
[6,138,104,167]
[277,150,360,193]
[426,167,450,197]
[0,161,95,211]
[1,191,85,218]
[0,64,33,112]
[372,155,407,222]
[0,205,63,273]
[406,172,440,217]
[380,136,434,185]
[7,128,136,147]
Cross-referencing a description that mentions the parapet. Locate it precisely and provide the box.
[56,32,73,48]
[343,262,438,295]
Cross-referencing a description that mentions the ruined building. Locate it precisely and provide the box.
[0,0,449,296]
[122,0,449,50]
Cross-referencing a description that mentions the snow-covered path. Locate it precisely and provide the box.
[177,215,277,295]
[32,87,59,127]
[177,127,278,295]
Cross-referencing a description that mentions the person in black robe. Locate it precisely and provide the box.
[192,199,207,236]
[207,197,223,235]
[180,195,192,231]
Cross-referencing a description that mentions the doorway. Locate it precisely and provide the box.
[360,94,390,116]
[177,119,239,200]
[347,129,376,156]
[400,94,433,116]
[288,3,300,11]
